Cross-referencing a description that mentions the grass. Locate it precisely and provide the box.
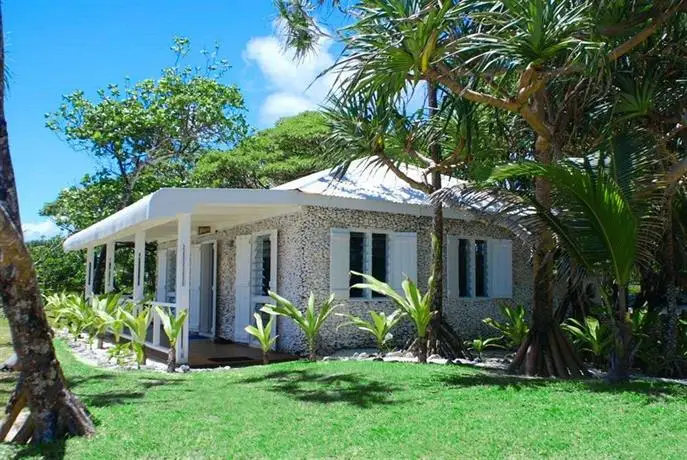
[0,323,686,458]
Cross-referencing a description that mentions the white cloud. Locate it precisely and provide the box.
[22,220,61,241]
[243,26,338,126]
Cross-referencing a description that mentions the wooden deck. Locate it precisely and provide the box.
[146,338,298,368]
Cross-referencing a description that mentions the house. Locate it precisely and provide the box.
[63,157,533,364]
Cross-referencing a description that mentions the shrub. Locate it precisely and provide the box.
[483,304,529,350]
[88,293,123,348]
[351,272,435,363]
[245,313,278,364]
[561,316,613,366]
[262,291,339,362]
[121,305,152,368]
[337,309,405,354]
[47,293,93,341]
[464,337,503,361]
[155,306,189,372]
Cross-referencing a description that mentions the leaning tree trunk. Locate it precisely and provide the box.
[508,135,587,378]
[0,6,94,442]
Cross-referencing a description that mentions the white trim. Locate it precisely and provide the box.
[63,188,478,251]
[447,235,505,300]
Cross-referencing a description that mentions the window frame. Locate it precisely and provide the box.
[345,228,393,301]
[453,236,491,300]
[250,230,276,305]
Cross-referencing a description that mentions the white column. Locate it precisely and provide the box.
[153,249,167,347]
[133,230,146,302]
[104,241,116,293]
[85,247,95,297]
[175,214,192,363]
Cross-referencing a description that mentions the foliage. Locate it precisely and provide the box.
[28,237,84,294]
[245,313,278,363]
[46,293,93,340]
[87,293,123,347]
[482,304,529,350]
[464,337,504,361]
[192,111,335,188]
[262,291,339,361]
[337,309,406,353]
[121,305,152,368]
[154,306,188,349]
[351,272,435,362]
[562,316,613,365]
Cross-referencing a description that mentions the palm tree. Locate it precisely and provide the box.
[275,0,684,377]
[0,5,94,442]
[482,137,665,381]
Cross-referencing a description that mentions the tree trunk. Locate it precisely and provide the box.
[262,352,269,365]
[607,285,632,383]
[509,135,587,378]
[662,195,680,372]
[0,6,94,442]
[167,346,177,373]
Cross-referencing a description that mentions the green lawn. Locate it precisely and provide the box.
[0,331,686,458]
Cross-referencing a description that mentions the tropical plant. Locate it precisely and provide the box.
[245,313,278,365]
[351,272,435,363]
[464,337,504,361]
[47,293,93,341]
[562,317,613,366]
[154,306,189,372]
[121,304,152,368]
[262,292,339,362]
[337,309,406,354]
[483,304,530,350]
[484,138,666,381]
[88,293,122,348]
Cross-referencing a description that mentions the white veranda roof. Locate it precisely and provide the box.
[63,157,470,251]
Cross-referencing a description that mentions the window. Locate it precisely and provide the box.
[252,235,272,296]
[475,240,488,297]
[455,238,488,298]
[165,249,177,303]
[348,231,388,299]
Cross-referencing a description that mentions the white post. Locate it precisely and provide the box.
[85,247,95,297]
[133,230,146,302]
[153,249,167,347]
[104,241,116,293]
[175,214,192,364]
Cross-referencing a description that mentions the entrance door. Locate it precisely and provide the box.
[198,242,216,336]
[234,230,277,344]
[189,245,201,332]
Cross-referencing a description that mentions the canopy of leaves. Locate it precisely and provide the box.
[191,111,335,188]
[27,237,85,295]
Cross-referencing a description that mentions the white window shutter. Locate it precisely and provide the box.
[156,249,167,302]
[269,229,278,293]
[390,232,418,292]
[489,239,513,298]
[446,235,459,299]
[330,229,350,299]
[234,235,252,342]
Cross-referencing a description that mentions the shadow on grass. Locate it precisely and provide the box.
[441,367,687,403]
[66,372,184,408]
[240,369,400,408]
[10,440,66,460]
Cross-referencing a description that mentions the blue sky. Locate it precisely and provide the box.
[5,1,343,240]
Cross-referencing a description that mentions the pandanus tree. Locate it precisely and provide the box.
[477,137,666,381]
[0,6,95,442]
[323,88,479,359]
[276,0,686,377]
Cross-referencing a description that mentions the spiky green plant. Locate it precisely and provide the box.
[154,306,189,372]
[464,337,504,361]
[88,293,122,348]
[351,272,435,363]
[562,316,613,366]
[337,309,406,354]
[121,305,152,368]
[483,304,530,350]
[245,313,278,365]
[262,292,339,362]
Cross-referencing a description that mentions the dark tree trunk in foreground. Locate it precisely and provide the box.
[509,135,586,378]
[607,286,632,383]
[0,6,94,443]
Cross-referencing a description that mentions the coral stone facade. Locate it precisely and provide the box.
[159,205,533,356]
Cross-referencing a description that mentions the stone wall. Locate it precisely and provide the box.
[157,205,533,356]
